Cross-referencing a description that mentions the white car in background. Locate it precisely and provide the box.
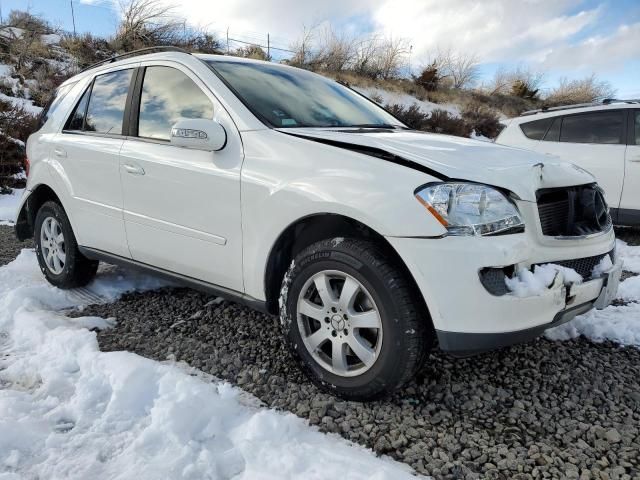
[496,101,640,225]
[15,47,622,400]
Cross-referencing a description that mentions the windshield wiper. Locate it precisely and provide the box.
[342,123,404,129]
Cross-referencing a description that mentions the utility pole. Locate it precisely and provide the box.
[267,33,270,60]
[226,27,229,54]
[70,0,76,36]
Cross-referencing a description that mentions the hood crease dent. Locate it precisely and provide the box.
[279,128,596,202]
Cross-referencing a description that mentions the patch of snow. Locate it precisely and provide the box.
[0,93,42,115]
[354,86,461,117]
[616,239,640,273]
[0,63,13,77]
[546,241,640,347]
[40,33,61,45]
[0,252,420,479]
[545,302,640,347]
[591,254,614,278]
[0,27,24,39]
[506,264,582,298]
[0,188,24,226]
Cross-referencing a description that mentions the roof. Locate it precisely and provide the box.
[519,99,640,119]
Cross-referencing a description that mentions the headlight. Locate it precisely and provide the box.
[415,182,524,236]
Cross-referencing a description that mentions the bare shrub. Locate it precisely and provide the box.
[113,0,184,51]
[385,103,429,129]
[309,26,356,72]
[544,74,616,106]
[488,66,545,99]
[432,48,479,89]
[235,45,270,61]
[414,63,440,91]
[0,99,37,189]
[461,103,503,139]
[60,33,115,70]
[423,109,472,137]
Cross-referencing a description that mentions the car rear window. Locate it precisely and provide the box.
[519,118,553,140]
[560,111,624,144]
[635,111,640,145]
[36,81,77,130]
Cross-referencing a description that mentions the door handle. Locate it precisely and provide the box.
[53,147,67,158]
[122,163,145,175]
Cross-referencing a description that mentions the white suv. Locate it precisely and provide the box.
[16,48,622,400]
[496,101,640,225]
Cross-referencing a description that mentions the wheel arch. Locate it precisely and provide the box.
[263,213,431,324]
[15,183,66,241]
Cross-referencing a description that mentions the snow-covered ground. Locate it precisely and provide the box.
[0,222,418,476]
[1,189,640,478]
[354,86,461,117]
[0,188,23,226]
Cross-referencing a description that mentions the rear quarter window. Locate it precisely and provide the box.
[36,82,77,130]
[519,118,553,140]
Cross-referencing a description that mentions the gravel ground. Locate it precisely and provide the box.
[0,225,32,265]
[3,225,640,479]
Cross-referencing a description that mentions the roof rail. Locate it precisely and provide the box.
[520,98,640,117]
[79,46,190,74]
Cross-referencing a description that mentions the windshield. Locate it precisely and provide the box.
[206,59,406,129]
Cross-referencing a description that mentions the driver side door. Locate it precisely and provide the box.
[119,63,244,291]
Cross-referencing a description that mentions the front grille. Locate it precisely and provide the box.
[479,251,613,296]
[534,251,612,279]
[537,184,611,237]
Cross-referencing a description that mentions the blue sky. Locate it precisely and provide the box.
[4,0,639,97]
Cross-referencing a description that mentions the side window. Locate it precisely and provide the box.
[84,69,133,134]
[64,86,91,131]
[137,66,213,140]
[635,111,640,145]
[560,111,624,145]
[520,118,553,140]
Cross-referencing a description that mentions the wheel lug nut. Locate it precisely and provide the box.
[343,329,348,335]
[324,317,330,323]
[343,314,348,320]
[331,307,337,313]
[331,330,337,337]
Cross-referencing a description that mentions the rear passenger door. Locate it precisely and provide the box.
[532,110,627,210]
[619,109,640,223]
[54,67,136,258]
[119,62,244,291]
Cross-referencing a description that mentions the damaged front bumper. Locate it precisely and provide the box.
[387,231,620,356]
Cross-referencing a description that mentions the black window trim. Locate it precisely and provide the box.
[61,67,137,138]
[628,108,639,146]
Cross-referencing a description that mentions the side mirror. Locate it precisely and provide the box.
[170,118,227,151]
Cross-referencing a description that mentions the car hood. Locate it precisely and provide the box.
[278,128,595,202]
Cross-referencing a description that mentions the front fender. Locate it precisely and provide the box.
[239,130,448,300]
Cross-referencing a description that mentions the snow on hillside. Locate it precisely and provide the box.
[354,86,461,117]
[0,248,420,479]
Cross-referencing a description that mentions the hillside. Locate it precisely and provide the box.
[0,8,613,193]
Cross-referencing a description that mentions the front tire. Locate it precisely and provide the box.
[34,201,98,289]
[280,238,433,400]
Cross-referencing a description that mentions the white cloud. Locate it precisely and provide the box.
[371,0,601,64]
[96,0,638,80]
[536,22,640,72]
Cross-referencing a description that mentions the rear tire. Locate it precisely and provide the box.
[280,237,433,401]
[34,201,98,289]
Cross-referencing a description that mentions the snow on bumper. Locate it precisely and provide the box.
[387,232,618,354]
